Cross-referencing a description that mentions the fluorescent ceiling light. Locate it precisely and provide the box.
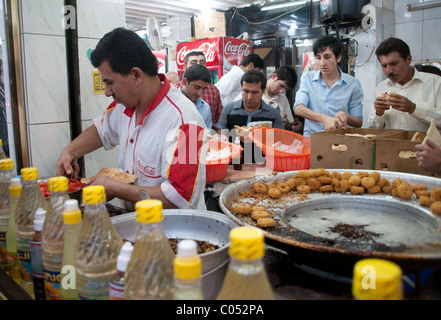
[261,0,319,11]
[406,0,441,11]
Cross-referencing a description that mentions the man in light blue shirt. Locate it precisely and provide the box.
[294,35,363,139]
[181,64,212,129]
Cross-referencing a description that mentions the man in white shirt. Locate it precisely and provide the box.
[262,65,298,130]
[215,53,264,107]
[368,37,441,131]
[56,28,207,210]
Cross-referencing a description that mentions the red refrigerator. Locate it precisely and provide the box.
[175,37,253,84]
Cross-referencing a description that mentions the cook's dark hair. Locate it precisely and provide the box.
[313,35,342,58]
[184,51,206,66]
[91,27,158,76]
[240,53,265,69]
[375,37,410,60]
[183,64,211,83]
[241,69,266,90]
[274,65,298,89]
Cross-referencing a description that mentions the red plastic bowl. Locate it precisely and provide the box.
[206,140,242,182]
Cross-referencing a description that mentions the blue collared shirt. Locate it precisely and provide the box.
[195,97,212,129]
[294,69,364,139]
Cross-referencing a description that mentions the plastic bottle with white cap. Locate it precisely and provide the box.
[173,239,204,300]
[60,199,82,300]
[109,241,133,300]
[29,208,46,300]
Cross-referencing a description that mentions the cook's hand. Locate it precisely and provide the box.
[87,175,120,201]
[387,92,416,114]
[373,96,391,116]
[56,150,79,178]
[322,115,340,131]
[415,139,441,175]
[334,111,348,129]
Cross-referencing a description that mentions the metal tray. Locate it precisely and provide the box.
[219,169,441,274]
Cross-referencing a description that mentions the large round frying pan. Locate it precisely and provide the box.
[219,170,441,275]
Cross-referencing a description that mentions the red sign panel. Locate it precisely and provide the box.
[176,37,252,77]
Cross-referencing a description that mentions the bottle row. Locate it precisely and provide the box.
[0,158,405,300]
[0,159,277,300]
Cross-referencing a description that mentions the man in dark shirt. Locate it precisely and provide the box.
[215,69,284,163]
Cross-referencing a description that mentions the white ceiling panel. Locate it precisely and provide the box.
[124,0,263,30]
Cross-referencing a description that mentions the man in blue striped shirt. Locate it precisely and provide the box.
[294,35,364,139]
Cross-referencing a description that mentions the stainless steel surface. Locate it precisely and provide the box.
[111,209,238,299]
[219,169,441,273]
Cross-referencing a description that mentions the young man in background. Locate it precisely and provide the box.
[294,35,363,139]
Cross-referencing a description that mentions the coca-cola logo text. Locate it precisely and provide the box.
[137,160,159,178]
[224,41,251,57]
[176,40,219,66]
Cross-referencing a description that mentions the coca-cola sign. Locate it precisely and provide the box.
[224,41,252,57]
[176,37,253,70]
[176,38,220,68]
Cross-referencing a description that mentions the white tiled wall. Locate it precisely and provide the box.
[356,0,441,128]
[20,0,70,177]
[19,0,124,178]
[76,0,125,178]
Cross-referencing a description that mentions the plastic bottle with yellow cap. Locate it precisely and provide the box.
[352,258,403,300]
[216,226,276,300]
[6,177,22,283]
[41,176,70,300]
[0,159,14,271]
[0,139,6,159]
[60,199,82,300]
[173,239,204,300]
[124,199,175,300]
[14,167,48,297]
[75,185,121,300]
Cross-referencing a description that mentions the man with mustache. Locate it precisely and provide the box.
[368,37,441,131]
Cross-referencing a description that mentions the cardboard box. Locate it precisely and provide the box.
[375,130,435,176]
[310,128,400,170]
[194,11,226,40]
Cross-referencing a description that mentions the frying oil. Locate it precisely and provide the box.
[124,200,175,300]
[217,226,275,300]
[41,177,70,300]
[75,186,121,300]
[14,168,48,297]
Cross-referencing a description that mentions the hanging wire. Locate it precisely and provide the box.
[236,5,306,25]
